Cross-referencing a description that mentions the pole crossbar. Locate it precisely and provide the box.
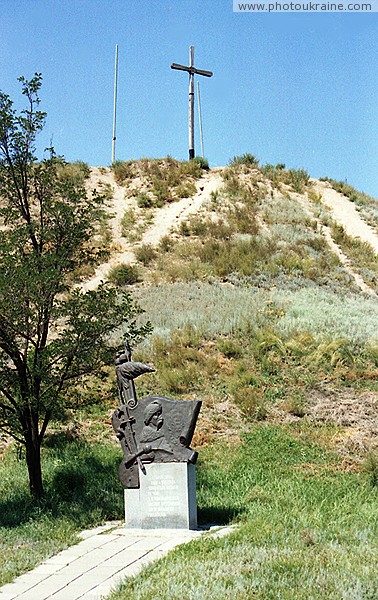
[171,46,213,160]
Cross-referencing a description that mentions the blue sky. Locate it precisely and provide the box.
[1,1,377,195]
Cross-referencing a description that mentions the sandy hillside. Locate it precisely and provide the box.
[83,167,224,290]
[312,180,378,253]
[83,166,378,295]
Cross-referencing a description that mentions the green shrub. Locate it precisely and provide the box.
[192,156,209,170]
[159,235,175,253]
[112,160,134,183]
[108,263,140,286]
[179,159,203,178]
[179,221,191,237]
[217,339,243,359]
[136,192,154,208]
[135,244,157,265]
[98,182,113,201]
[57,161,90,185]
[120,208,137,238]
[233,387,268,420]
[189,217,208,237]
[229,153,260,167]
[175,181,197,198]
[283,168,310,193]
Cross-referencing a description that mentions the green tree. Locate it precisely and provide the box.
[0,74,150,499]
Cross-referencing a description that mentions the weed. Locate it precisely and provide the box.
[135,244,157,265]
[217,339,243,359]
[98,182,114,202]
[192,156,209,170]
[108,263,140,286]
[56,160,90,186]
[284,394,307,417]
[178,220,191,237]
[188,216,208,237]
[120,208,137,237]
[261,164,310,193]
[282,168,310,193]
[175,181,196,198]
[209,189,219,205]
[233,387,268,420]
[158,236,175,253]
[112,160,134,183]
[136,192,154,208]
[113,158,204,208]
[229,153,260,167]
[363,452,378,487]
[307,188,323,204]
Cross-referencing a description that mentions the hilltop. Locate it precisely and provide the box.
[84,157,378,296]
[72,156,378,459]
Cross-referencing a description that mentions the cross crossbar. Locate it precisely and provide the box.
[171,63,213,78]
[171,46,213,160]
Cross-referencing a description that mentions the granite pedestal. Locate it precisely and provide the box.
[124,462,197,529]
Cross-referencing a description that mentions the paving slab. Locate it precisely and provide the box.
[0,523,234,600]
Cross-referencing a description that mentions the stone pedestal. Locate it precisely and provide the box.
[124,462,197,529]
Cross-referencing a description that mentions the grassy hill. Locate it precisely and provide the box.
[1,156,377,597]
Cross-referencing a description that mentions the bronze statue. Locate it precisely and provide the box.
[112,341,201,489]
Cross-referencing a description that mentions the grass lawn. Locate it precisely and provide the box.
[0,438,123,586]
[1,422,376,598]
[109,423,377,600]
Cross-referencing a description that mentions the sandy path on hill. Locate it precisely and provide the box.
[142,171,223,246]
[312,180,378,254]
[321,225,376,296]
[82,169,223,290]
[294,189,377,296]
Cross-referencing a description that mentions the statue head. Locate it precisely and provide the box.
[143,400,163,430]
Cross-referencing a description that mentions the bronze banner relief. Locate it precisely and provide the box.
[112,342,201,488]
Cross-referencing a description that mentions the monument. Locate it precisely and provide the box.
[112,341,201,529]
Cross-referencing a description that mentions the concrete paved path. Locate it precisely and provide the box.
[0,522,233,600]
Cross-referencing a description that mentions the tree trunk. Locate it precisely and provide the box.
[25,436,44,500]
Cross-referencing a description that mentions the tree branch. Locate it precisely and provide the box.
[0,401,16,414]
[0,385,18,409]
[0,424,24,444]
[38,409,52,444]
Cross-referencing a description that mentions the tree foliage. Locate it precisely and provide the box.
[0,74,150,499]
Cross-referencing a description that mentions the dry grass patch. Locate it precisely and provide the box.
[307,387,378,457]
[112,157,205,207]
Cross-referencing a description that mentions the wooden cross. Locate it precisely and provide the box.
[171,46,213,160]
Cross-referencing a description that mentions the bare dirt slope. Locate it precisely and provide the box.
[84,167,378,293]
[313,179,378,254]
[142,170,223,246]
[83,168,224,291]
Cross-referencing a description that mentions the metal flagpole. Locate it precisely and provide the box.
[112,43,119,164]
[197,81,204,158]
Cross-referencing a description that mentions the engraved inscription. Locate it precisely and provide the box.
[146,474,181,517]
